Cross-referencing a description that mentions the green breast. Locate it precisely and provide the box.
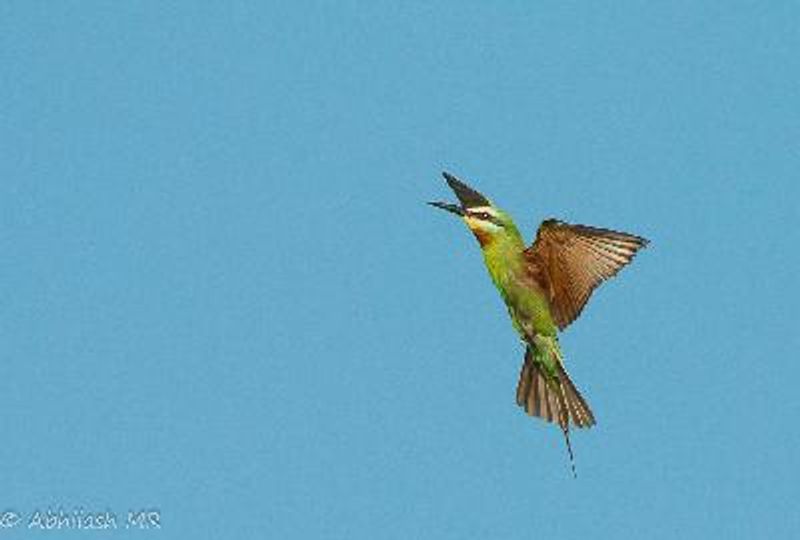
[483,238,557,338]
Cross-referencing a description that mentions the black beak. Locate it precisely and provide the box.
[428,171,490,217]
[441,171,491,209]
[427,201,464,216]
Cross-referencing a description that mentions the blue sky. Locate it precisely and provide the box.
[2,2,798,538]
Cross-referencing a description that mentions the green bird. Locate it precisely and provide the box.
[430,172,648,475]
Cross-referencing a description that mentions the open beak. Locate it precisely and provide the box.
[427,201,464,216]
[428,171,490,217]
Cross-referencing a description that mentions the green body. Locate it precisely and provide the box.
[477,212,561,375]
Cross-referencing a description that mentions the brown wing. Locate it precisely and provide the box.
[525,219,648,330]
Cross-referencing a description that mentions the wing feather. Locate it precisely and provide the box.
[525,219,648,329]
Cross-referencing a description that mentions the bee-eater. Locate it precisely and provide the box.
[429,172,648,476]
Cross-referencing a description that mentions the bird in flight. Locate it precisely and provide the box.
[429,172,648,476]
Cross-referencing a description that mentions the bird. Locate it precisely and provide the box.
[429,171,648,476]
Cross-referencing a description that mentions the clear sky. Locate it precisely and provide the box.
[2,2,798,538]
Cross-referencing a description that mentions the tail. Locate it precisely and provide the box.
[516,345,595,476]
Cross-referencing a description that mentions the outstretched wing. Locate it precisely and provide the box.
[525,219,648,330]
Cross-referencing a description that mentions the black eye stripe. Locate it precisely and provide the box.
[469,211,503,226]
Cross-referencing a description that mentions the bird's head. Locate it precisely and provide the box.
[429,172,515,247]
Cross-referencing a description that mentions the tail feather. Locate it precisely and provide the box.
[516,347,596,429]
[546,382,557,423]
[555,389,577,478]
[516,346,594,477]
[516,361,532,409]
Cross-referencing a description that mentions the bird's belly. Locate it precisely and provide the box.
[503,286,557,339]
[485,256,557,338]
